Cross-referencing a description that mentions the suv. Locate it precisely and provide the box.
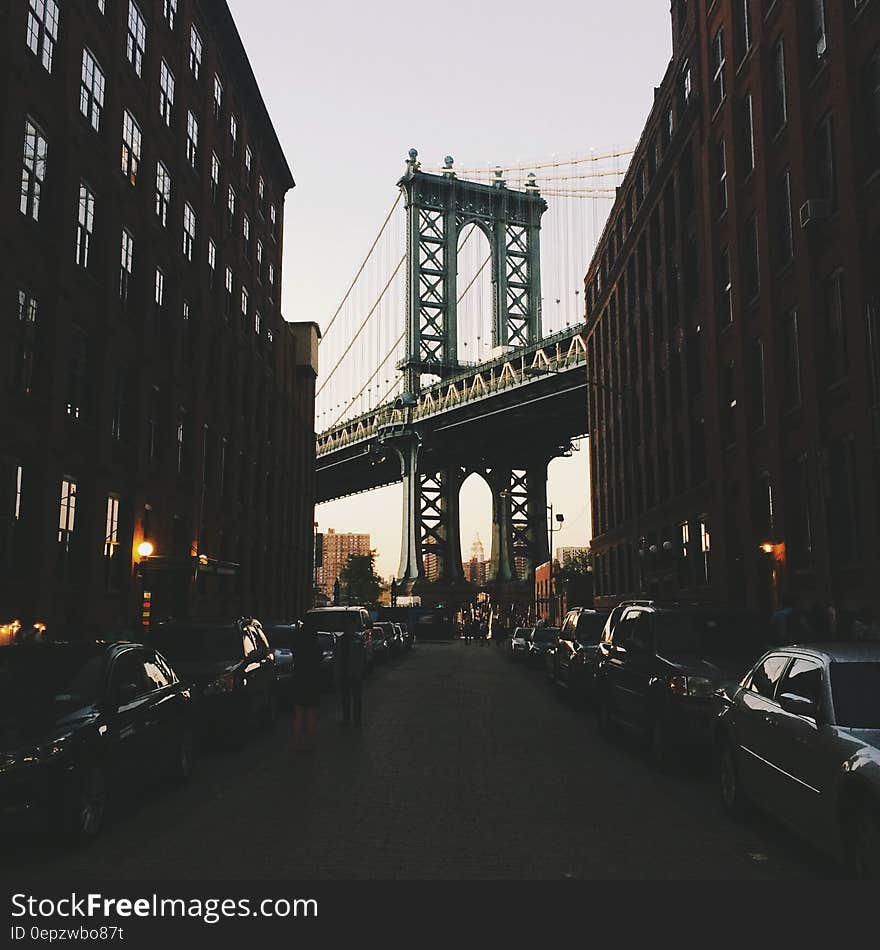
[304,607,375,674]
[594,604,769,766]
[550,608,609,700]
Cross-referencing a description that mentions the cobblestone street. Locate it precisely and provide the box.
[3,642,830,880]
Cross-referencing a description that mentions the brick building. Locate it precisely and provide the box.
[0,0,318,633]
[317,529,371,599]
[584,0,880,619]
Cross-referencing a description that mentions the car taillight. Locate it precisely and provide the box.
[668,675,688,696]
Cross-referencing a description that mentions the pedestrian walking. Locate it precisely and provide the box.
[335,624,366,725]
[478,619,488,646]
[291,621,322,753]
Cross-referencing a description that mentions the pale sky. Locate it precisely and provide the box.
[227,0,673,577]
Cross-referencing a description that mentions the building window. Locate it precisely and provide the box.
[163,0,176,30]
[740,94,755,177]
[20,119,47,221]
[111,373,126,443]
[743,215,759,302]
[155,162,171,226]
[782,310,802,409]
[733,0,752,64]
[26,0,59,73]
[750,338,766,429]
[227,185,236,229]
[177,410,187,474]
[224,266,233,317]
[825,270,848,383]
[0,461,23,568]
[816,113,837,209]
[76,183,95,268]
[865,47,880,171]
[240,286,249,321]
[256,239,263,279]
[126,1,147,77]
[229,114,238,154]
[154,267,164,309]
[258,176,265,212]
[242,213,250,253]
[183,202,196,261]
[159,60,174,126]
[829,434,860,562]
[722,360,737,447]
[681,60,692,107]
[770,38,787,135]
[868,301,880,408]
[270,204,278,240]
[210,152,220,204]
[255,311,261,336]
[699,517,711,584]
[189,25,202,79]
[714,139,727,216]
[104,494,120,559]
[711,29,725,110]
[208,238,217,287]
[66,328,88,420]
[719,248,732,324]
[147,386,160,461]
[268,263,275,298]
[16,290,38,396]
[212,76,223,122]
[58,478,77,556]
[811,0,827,60]
[80,50,106,131]
[775,168,793,267]
[121,110,141,186]
[186,110,199,170]
[120,229,134,302]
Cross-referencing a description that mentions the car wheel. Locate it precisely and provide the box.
[66,764,108,844]
[717,739,747,819]
[172,728,195,783]
[846,801,880,880]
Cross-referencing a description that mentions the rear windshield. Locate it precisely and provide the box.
[514,628,532,639]
[151,625,243,663]
[533,629,558,643]
[576,614,607,644]
[653,612,766,660]
[830,662,880,729]
[304,612,358,634]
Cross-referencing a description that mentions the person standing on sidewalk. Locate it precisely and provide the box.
[335,624,366,725]
[291,621,322,753]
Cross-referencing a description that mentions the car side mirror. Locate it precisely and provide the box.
[778,692,819,721]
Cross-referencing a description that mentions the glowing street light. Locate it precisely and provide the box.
[137,541,155,558]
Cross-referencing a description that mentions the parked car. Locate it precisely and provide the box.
[370,622,393,663]
[716,643,880,878]
[262,622,298,701]
[391,622,409,654]
[550,608,609,700]
[527,627,560,667]
[303,607,375,675]
[317,632,336,688]
[508,627,532,660]
[150,618,277,746]
[0,640,194,842]
[595,604,769,766]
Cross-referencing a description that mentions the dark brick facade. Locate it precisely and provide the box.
[0,0,317,633]
[585,0,880,619]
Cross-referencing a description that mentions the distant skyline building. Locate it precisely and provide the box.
[318,528,371,598]
[556,546,591,566]
[464,532,488,586]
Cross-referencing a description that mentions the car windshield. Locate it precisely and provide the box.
[577,614,607,644]
[304,612,357,634]
[533,629,558,643]
[0,644,105,714]
[653,612,766,660]
[830,662,880,729]
[514,629,531,640]
[151,625,243,663]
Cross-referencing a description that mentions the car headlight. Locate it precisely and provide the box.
[668,675,714,697]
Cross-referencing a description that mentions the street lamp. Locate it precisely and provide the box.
[547,506,564,625]
[137,541,154,559]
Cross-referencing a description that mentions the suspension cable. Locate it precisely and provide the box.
[424,147,635,175]
[316,254,406,396]
[321,192,402,340]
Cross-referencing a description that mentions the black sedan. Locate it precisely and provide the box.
[0,640,194,842]
[716,643,880,878]
[526,627,560,667]
[150,619,277,746]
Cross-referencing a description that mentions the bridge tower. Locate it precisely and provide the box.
[385,150,553,608]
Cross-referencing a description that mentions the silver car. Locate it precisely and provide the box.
[716,643,880,878]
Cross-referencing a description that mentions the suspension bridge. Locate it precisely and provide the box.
[315,147,632,605]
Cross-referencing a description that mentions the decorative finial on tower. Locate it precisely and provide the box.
[492,166,506,189]
[525,171,539,192]
[405,148,421,178]
[442,155,456,179]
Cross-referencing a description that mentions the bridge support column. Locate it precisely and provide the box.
[488,468,516,583]
[395,434,422,584]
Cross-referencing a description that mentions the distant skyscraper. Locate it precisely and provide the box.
[464,533,488,586]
